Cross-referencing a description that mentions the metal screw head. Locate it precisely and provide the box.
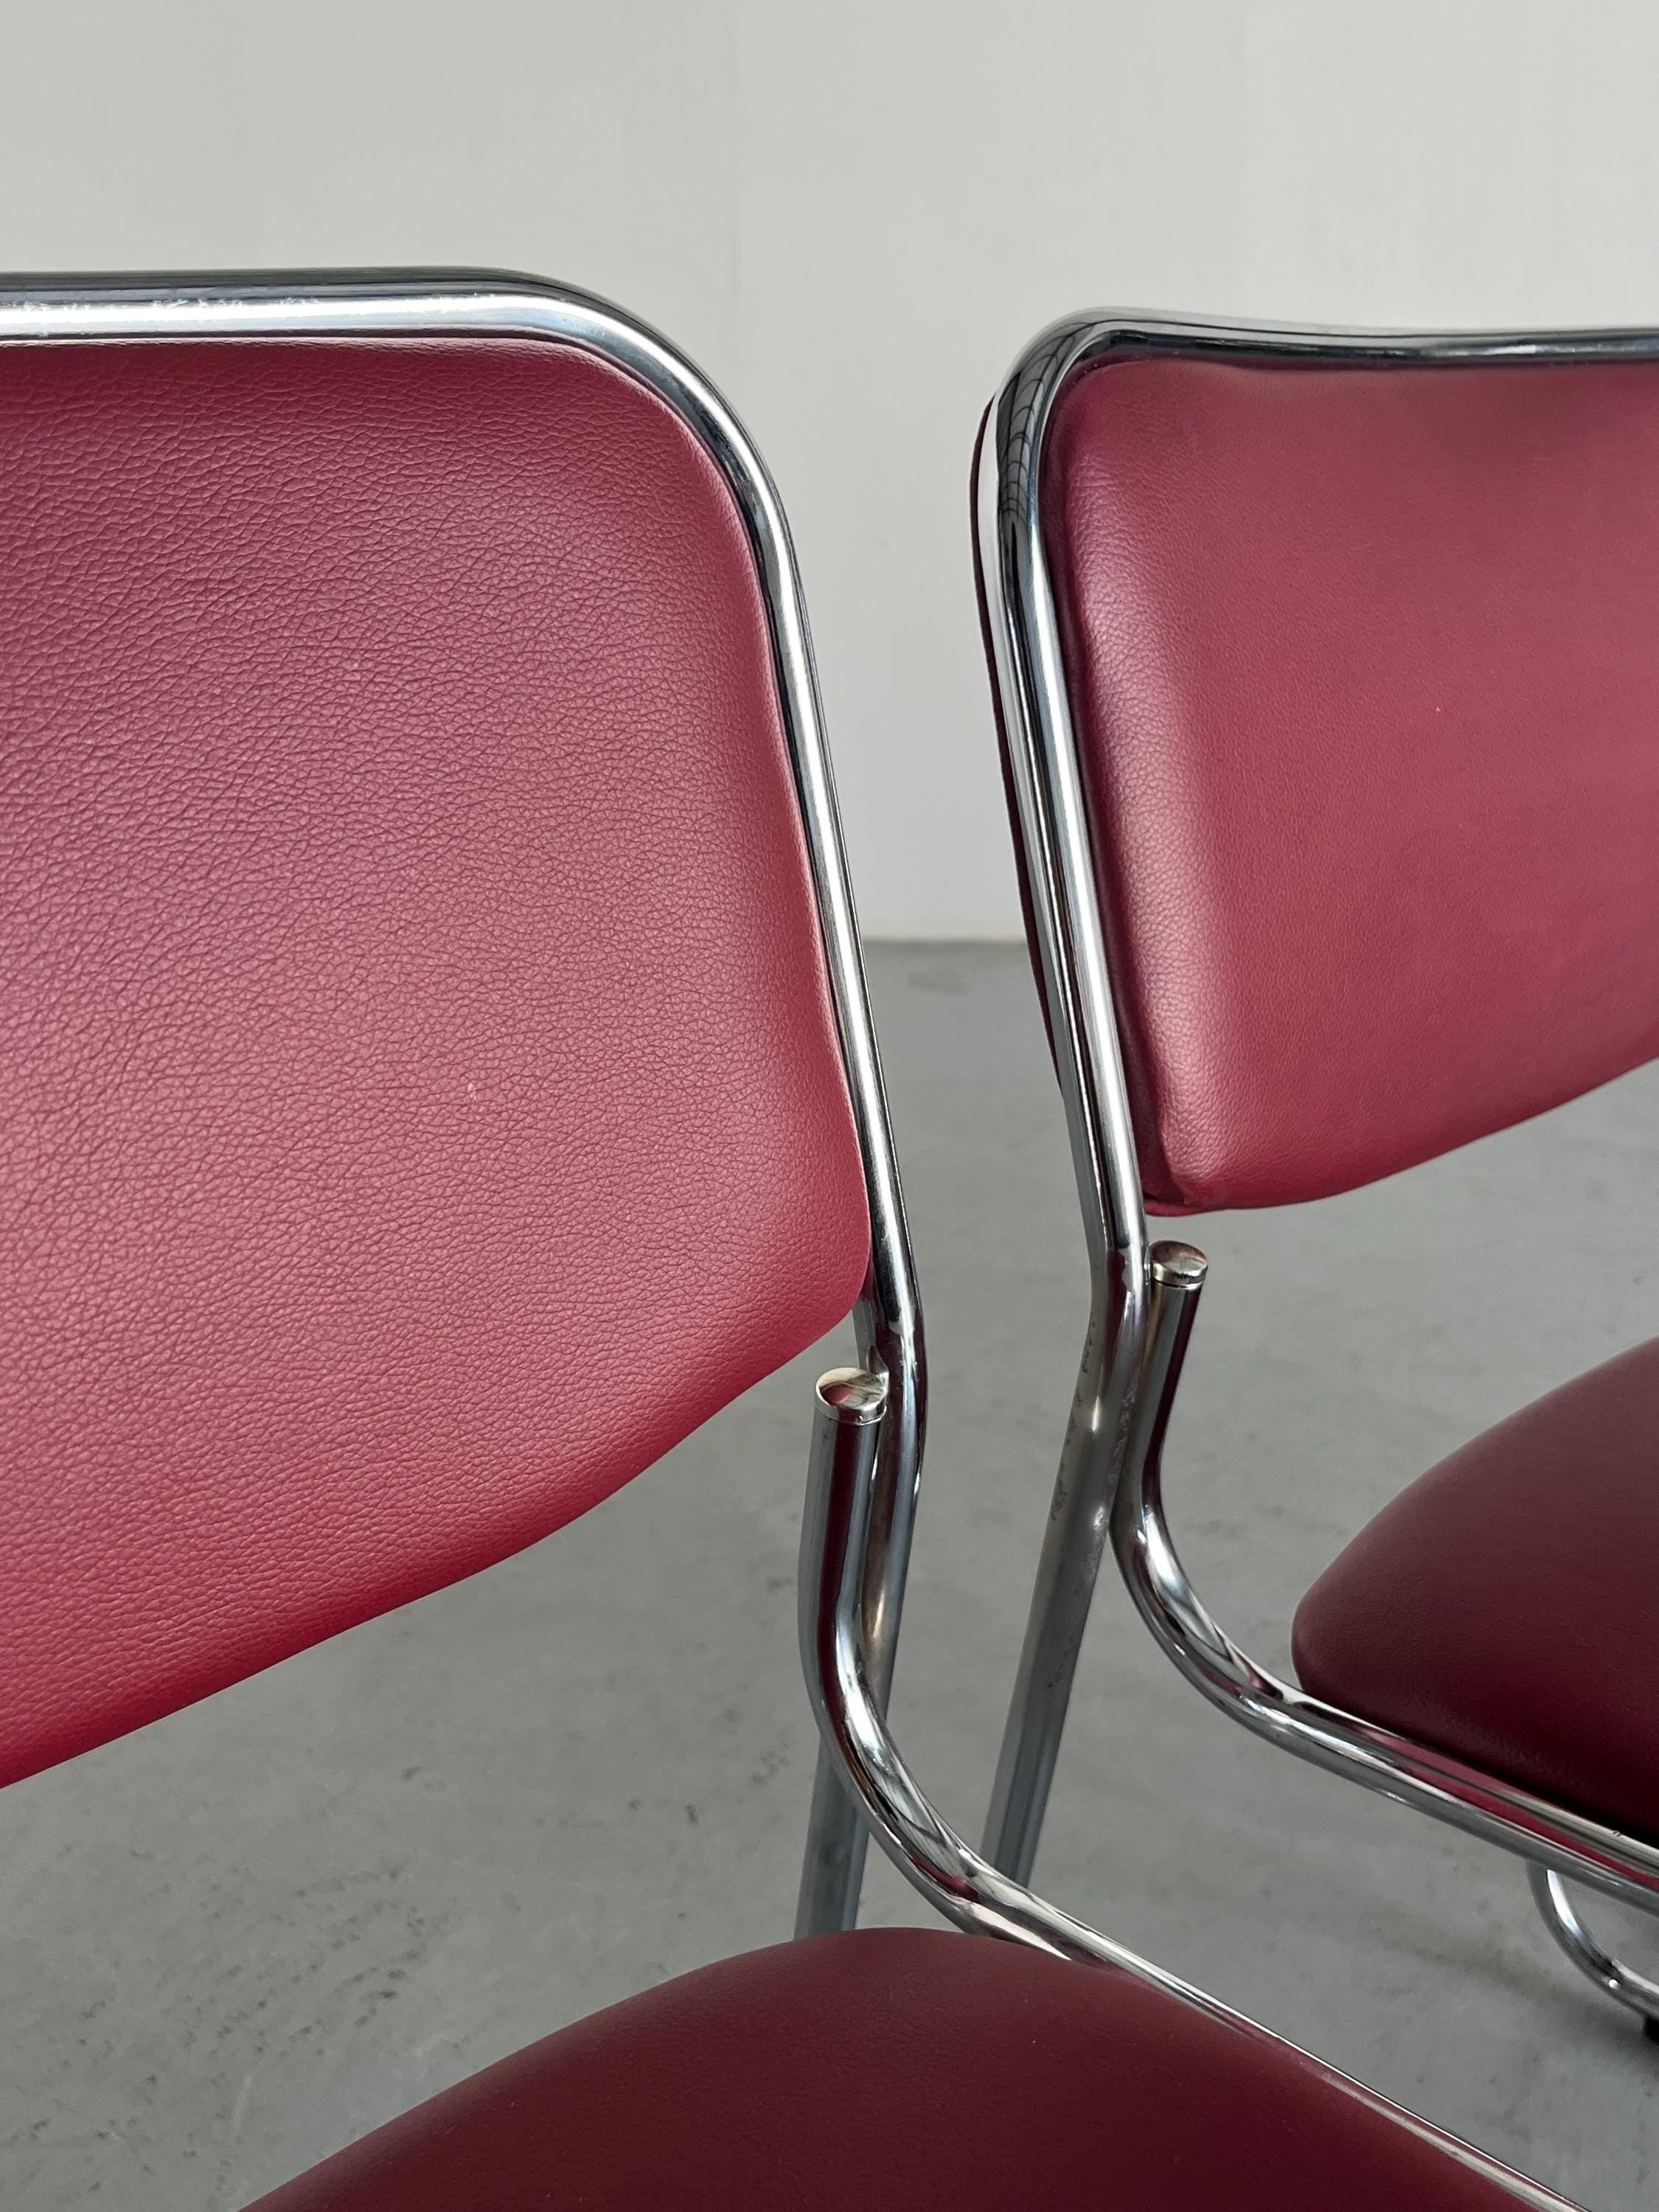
[816,1366,889,1422]
[1150,1240,1208,1289]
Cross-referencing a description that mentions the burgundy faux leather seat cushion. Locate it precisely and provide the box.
[0,334,869,1784]
[1042,352,1659,1213]
[248,1927,1543,2210]
[1294,1337,1659,1837]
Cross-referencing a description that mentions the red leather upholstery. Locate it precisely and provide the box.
[1295,1336,1659,1837]
[1043,353,1659,1212]
[247,1926,1542,2209]
[0,335,869,1785]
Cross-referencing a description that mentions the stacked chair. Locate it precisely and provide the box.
[975,308,1659,2039]
[0,269,1585,2205]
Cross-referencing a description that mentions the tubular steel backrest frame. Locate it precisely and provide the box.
[0,276,1576,2208]
[974,310,1659,2029]
[0,268,922,1939]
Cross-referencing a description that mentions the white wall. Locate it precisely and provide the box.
[4,1,1658,933]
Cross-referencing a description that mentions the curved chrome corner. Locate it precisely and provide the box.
[801,1363,1574,2209]
[1113,1248,1659,1916]
[0,267,926,1941]
[978,303,1659,1943]
[1528,1865,1659,2030]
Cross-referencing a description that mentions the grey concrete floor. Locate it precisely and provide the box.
[6,942,1659,2209]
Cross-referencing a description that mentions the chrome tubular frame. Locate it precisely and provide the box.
[0,274,1590,2199]
[1528,1866,1659,2036]
[0,267,925,1942]
[801,1362,1571,2208]
[975,308,1659,2025]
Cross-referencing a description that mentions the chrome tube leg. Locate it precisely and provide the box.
[796,1739,869,1936]
[981,1273,1143,1884]
[981,1248,1205,1885]
[796,1370,894,1935]
[795,1335,922,1936]
[980,1357,1111,1882]
[1528,1862,1659,2035]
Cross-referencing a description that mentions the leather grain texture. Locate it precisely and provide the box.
[0,334,869,1784]
[246,1926,1536,2209]
[1043,353,1659,1211]
[1295,1335,1659,1838]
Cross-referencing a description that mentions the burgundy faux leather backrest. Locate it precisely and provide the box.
[1041,352,1659,1212]
[0,333,869,1784]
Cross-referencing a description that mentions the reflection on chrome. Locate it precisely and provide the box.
[801,1364,1572,2209]
[974,307,1659,2028]
[0,268,928,1947]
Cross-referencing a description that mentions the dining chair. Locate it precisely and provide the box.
[1,270,1577,2206]
[973,307,1659,2039]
